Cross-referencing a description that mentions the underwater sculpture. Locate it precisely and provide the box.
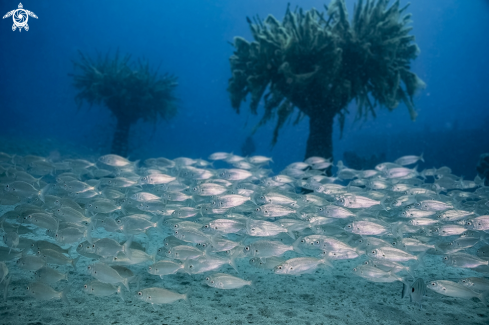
[241,136,256,157]
[70,51,178,157]
[343,151,386,170]
[228,0,425,170]
[477,153,489,185]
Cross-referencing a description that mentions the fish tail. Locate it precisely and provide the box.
[71,256,80,272]
[286,230,296,240]
[479,291,489,305]
[38,184,51,203]
[117,286,124,301]
[61,285,71,305]
[86,222,94,245]
[228,249,240,273]
[183,288,192,307]
[320,257,333,268]
[3,276,11,302]
[122,277,130,292]
[416,252,426,268]
[292,238,304,255]
[123,235,134,259]
[401,281,410,299]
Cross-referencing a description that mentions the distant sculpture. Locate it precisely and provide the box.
[343,151,386,170]
[241,136,256,157]
[228,0,424,170]
[70,51,178,157]
[477,153,489,185]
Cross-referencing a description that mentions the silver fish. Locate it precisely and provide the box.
[428,280,486,303]
[443,253,488,269]
[26,282,70,303]
[137,287,187,305]
[243,240,294,258]
[205,273,251,289]
[34,266,68,284]
[87,263,130,291]
[148,260,184,278]
[274,257,331,275]
[395,154,424,166]
[98,154,133,167]
[83,281,123,301]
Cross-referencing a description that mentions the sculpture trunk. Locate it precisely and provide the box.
[111,118,131,157]
[305,111,335,175]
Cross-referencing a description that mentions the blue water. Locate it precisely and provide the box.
[1,0,488,174]
[1,1,489,324]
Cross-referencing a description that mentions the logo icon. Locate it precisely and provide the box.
[3,3,37,32]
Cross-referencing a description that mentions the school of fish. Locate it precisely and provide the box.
[0,151,488,309]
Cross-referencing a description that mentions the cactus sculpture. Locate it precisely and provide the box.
[228,0,425,170]
[70,51,178,156]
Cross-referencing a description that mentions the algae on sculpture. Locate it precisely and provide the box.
[228,0,425,167]
[70,51,178,156]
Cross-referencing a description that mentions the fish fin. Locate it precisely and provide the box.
[419,153,424,163]
[61,285,70,305]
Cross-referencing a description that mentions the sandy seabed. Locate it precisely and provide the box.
[1,198,488,325]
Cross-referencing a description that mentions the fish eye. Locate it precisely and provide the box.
[206,277,210,281]
[444,256,448,260]
[278,266,282,269]
[211,281,214,284]
[353,268,357,272]
[371,250,376,254]
[138,292,142,296]
[84,285,88,288]
[245,247,250,251]
[87,266,91,269]
[189,265,193,268]
[148,267,152,270]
